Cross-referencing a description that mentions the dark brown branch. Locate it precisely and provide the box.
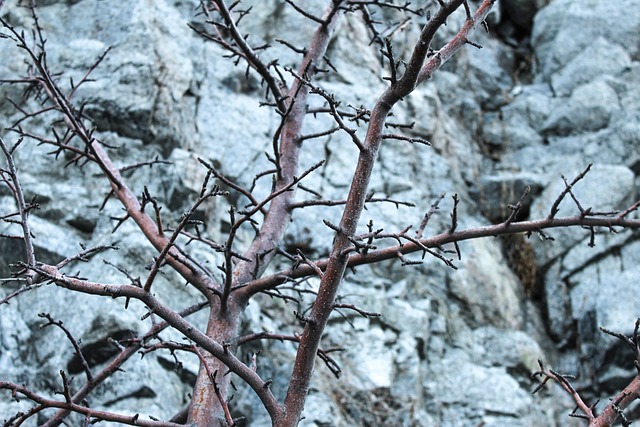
[56,244,119,270]
[198,158,265,213]
[295,249,324,279]
[144,176,226,293]
[290,194,414,210]
[0,280,37,305]
[233,332,343,378]
[504,186,530,226]
[199,0,286,111]
[119,157,172,174]
[549,163,593,219]
[284,0,326,24]
[381,133,430,145]
[38,313,93,382]
[333,303,381,318]
[290,71,365,150]
[228,159,325,288]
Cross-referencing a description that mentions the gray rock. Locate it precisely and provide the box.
[425,347,562,427]
[532,0,640,79]
[542,262,573,341]
[473,170,545,222]
[447,236,525,329]
[550,37,631,97]
[542,80,620,136]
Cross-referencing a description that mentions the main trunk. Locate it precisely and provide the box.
[187,300,243,426]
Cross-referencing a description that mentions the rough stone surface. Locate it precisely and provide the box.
[1,0,639,426]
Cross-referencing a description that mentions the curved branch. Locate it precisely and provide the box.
[41,301,209,427]
[280,3,498,424]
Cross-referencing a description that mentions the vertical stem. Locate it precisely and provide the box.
[189,3,344,425]
[233,2,344,285]
[280,2,496,425]
[279,101,392,426]
[0,138,37,282]
[187,300,243,426]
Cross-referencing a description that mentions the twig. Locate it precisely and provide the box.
[548,164,592,219]
[504,186,530,227]
[416,193,446,239]
[39,313,94,382]
[144,175,226,293]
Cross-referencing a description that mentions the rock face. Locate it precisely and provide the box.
[1,1,639,426]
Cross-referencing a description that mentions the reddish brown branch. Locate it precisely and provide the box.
[40,301,209,427]
[228,0,344,296]
[191,347,235,427]
[416,193,446,239]
[279,3,496,425]
[196,0,286,111]
[533,320,640,427]
[532,360,594,420]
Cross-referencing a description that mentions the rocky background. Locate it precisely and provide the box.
[1,0,639,426]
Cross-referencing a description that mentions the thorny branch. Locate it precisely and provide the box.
[191,0,286,111]
[278,2,497,425]
[38,313,94,382]
[143,173,227,293]
[532,319,640,426]
[0,137,38,283]
[245,204,640,296]
[38,300,209,427]
[234,331,344,379]
[1,381,183,427]
[0,11,219,299]
[26,263,283,423]
[3,1,640,427]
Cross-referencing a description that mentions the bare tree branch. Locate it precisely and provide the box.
[0,137,38,282]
